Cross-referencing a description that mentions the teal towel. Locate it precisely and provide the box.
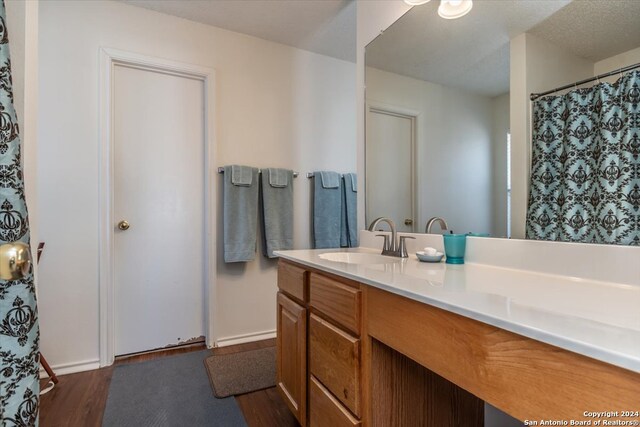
[313,171,342,248]
[224,165,259,262]
[231,165,253,186]
[340,178,348,247]
[346,172,357,192]
[268,168,289,188]
[260,168,294,258]
[319,171,340,188]
[343,173,358,247]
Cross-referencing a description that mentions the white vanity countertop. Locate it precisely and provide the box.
[275,247,640,374]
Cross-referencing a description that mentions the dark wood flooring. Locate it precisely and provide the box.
[39,339,298,427]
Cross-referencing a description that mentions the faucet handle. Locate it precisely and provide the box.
[375,234,391,252]
[398,236,415,258]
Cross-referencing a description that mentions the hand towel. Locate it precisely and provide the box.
[268,168,289,188]
[313,171,342,249]
[261,168,294,258]
[319,171,340,188]
[343,173,358,247]
[223,165,259,262]
[231,165,253,186]
[346,172,357,192]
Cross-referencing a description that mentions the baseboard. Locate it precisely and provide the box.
[39,358,101,378]
[39,331,277,376]
[215,330,276,348]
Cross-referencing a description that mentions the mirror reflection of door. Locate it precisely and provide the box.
[366,106,416,232]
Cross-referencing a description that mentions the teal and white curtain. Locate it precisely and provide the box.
[0,1,40,425]
[526,70,640,245]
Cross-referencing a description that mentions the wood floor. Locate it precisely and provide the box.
[39,339,298,427]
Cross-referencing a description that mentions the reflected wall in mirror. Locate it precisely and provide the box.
[365,0,640,245]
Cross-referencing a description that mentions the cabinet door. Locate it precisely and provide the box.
[277,291,307,426]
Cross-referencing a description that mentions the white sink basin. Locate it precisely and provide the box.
[318,252,401,264]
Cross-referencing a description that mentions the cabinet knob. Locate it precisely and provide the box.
[118,220,130,231]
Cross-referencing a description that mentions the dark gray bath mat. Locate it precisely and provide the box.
[205,347,276,398]
[102,350,247,426]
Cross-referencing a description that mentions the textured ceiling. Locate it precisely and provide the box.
[528,0,640,62]
[366,0,572,97]
[118,0,640,94]
[119,0,356,62]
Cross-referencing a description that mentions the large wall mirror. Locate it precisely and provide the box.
[365,0,640,245]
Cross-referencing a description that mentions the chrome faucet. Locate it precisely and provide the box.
[425,217,449,234]
[367,217,414,258]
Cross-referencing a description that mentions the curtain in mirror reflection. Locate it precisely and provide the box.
[526,70,640,245]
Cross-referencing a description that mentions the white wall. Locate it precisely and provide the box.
[509,33,594,239]
[366,67,496,235]
[37,0,355,371]
[594,46,640,77]
[491,93,510,238]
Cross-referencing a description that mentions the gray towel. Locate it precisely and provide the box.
[261,168,294,258]
[319,171,340,188]
[343,173,358,247]
[313,171,342,249]
[223,165,259,262]
[268,168,289,188]
[231,165,253,186]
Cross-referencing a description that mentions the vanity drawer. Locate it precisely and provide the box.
[309,375,361,427]
[309,273,361,335]
[278,261,308,303]
[309,313,361,417]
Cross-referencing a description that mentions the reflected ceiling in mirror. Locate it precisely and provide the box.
[366,1,570,97]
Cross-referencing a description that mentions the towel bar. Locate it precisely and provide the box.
[217,167,298,178]
[307,172,345,178]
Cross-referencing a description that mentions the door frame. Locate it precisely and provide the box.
[98,47,216,366]
[365,102,419,232]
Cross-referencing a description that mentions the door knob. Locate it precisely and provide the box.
[404,219,413,226]
[118,220,130,231]
[0,242,31,280]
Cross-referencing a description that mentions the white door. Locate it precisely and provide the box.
[113,65,205,356]
[366,108,415,232]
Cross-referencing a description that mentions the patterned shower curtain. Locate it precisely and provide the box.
[0,1,40,425]
[526,70,640,245]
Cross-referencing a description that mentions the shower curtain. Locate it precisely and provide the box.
[0,1,40,425]
[526,70,640,245]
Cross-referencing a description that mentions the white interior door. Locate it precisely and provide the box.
[366,108,415,232]
[113,65,205,356]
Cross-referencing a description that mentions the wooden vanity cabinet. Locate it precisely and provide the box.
[276,262,308,426]
[278,259,640,426]
[277,260,363,427]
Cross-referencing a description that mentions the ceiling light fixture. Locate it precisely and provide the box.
[403,0,431,5]
[437,0,473,19]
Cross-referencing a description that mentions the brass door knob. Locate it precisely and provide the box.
[118,220,130,231]
[404,218,414,226]
[0,242,31,280]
